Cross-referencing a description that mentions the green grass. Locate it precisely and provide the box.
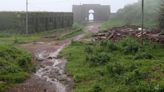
[0,28,77,45]
[61,38,164,92]
[101,19,158,32]
[100,20,125,32]
[60,23,84,40]
[0,45,33,92]
[61,30,83,40]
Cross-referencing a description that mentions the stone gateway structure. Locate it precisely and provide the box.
[72,4,110,23]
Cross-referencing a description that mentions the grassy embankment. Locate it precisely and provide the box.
[0,27,83,45]
[0,45,33,91]
[61,38,164,92]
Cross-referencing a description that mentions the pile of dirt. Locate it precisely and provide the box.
[94,25,164,43]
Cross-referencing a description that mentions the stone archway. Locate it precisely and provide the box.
[73,4,110,23]
[88,9,94,22]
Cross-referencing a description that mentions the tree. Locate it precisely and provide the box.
[159,0,164,31]
[113,0,161,27]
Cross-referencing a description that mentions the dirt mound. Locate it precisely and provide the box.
[94,25,164,43]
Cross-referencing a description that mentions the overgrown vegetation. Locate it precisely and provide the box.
[0,45,33,92]
[61,38,164,92]
[102,0,162,31]
[159,0,164,31]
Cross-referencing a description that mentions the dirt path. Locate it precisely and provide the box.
[85,22,101,33]
[9,23,100,92]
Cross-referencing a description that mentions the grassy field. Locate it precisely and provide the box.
[0,28,78,45]
[61,38,164,92]
[0,23,84,45]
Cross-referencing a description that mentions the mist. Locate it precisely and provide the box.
[0,0,137,12]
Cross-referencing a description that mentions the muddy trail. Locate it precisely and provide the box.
[9,23,100,92]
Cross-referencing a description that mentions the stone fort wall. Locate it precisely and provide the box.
[72,4,110,23]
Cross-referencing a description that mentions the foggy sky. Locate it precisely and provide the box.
[0,0,138,12]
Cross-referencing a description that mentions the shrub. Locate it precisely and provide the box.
[134,81,164,92]
[107,62,125,77]
[85,46,94,54]
[159,0,164,31]
[99,40,119,52]
[87,52,111,67]
[73,75,83,83]
[17,54,32,71]
[158,80,164,91]
[89,85,104,92]
[120,38,141,54]
[0,82,10,92]
[124,69,150,85]
[106,41,120,52]
[134,52,154,60]
[124,44,140,54]
[99,40,108,47]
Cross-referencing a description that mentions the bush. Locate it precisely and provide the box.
[158,80,164,91]
[120,38,141,54]
[124,70,149,85]
[107,62,125,77]
[134,52,154,60]
[86,52,111,67]
[89,85,104,92]
[124,44,140,54]
[159,0,164,30]
[106,41,120,52]
[133,80,164,92]
[73,75,83,83]
[0,82,10,92]
[85,46,94,54]
[99,40,119,52]
[17,54,32,71]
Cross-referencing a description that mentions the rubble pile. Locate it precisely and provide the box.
[94,25,164,43]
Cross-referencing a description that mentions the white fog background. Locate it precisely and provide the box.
[0,0,138,12]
